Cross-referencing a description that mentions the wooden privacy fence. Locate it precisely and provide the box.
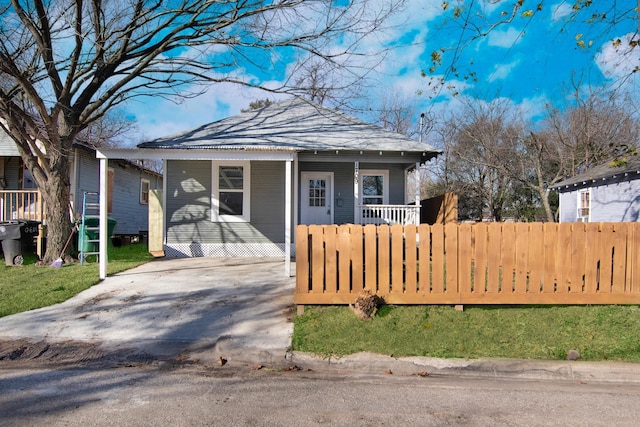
[295,222,640,305]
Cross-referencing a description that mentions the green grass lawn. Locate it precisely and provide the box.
[292,304,640,362]
[0,243,153,318]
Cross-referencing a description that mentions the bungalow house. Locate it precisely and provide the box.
[552,158,640,223]
[96,98,441,277]
[0,128,162,252]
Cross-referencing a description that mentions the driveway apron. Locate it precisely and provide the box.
[0,258,296,365]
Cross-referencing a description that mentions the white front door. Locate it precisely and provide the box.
[301,172,333,225]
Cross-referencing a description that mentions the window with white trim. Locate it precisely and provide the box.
[212,161,250,222]
[360,170,389,205]
[578,189,590,219]
[140,178,150,204]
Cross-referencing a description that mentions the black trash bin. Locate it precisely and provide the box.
[0,221,26,266]
[19,220,40,253]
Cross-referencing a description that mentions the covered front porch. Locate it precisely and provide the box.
[95,148,427,280]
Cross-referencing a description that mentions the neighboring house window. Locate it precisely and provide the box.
[578,189,590,220]
[360,170,389,205]
[212,161,250,222]
[140,179,150,204]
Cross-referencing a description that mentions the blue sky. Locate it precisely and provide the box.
[124,1,639,143]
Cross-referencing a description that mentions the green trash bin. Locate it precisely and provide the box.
[79,216,117,253]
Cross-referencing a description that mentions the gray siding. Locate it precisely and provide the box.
[166,160,212,243]
[592,180,640,222]
[109,162,161,234]
[2,156,20,188]
[165,158,413,245]
[558,179,640,223]
[378,162,408,205]
[558,191,577,223]
[251,161,286,242]
[75,149,100,209]
[75,149,162,235]
[0,132,19,156]
[166,160,280,245]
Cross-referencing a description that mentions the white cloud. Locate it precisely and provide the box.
[551,2,573,21]
[595,33,640,79]
[488,60,520,82]
[517,93,551,122]
[487,27,524,48]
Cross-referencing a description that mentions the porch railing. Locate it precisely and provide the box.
[357,204,420,226]
[0,190,46,223]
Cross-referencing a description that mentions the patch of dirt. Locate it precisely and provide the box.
[0,339,156,369]
[122,293,144,304]
[72,291,118,314]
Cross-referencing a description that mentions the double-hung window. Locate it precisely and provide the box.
[360,170,389,205]
[140,179,150,204]
[577,189,590,220]
[212,161,250,222]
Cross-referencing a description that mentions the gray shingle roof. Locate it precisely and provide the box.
[138,98,440,156]
[552,157,640,189]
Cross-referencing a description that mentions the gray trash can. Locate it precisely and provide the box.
[0,221,25,266]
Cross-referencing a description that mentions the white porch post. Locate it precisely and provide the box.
[353,161,359,223]
[99,157,108,280]
[285,159,292,276]
[415,162,421,225]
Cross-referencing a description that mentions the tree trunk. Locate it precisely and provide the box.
[42,180,73,263]
[39,151,73,264]
[539,188,556,222]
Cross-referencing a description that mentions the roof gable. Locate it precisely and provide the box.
[138,98,440,156]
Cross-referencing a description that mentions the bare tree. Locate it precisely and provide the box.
[432,88,640,223]
[0,0,404,263]
[440,99,521,221]
[372,92,418,136]
[76,111,137,148]
[544,88,640,174]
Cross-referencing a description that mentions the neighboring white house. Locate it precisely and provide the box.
[552,158,640,223]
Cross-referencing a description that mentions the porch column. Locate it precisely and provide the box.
[285,159,292,277]
[99,157,108,280]
[415,162,421,225]
[353,161,359,224]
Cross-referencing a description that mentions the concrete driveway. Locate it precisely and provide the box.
[0,257,296,366]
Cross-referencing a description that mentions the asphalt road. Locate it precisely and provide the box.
[1,363,638,427]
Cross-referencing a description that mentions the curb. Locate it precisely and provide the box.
[285,351,640,383]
